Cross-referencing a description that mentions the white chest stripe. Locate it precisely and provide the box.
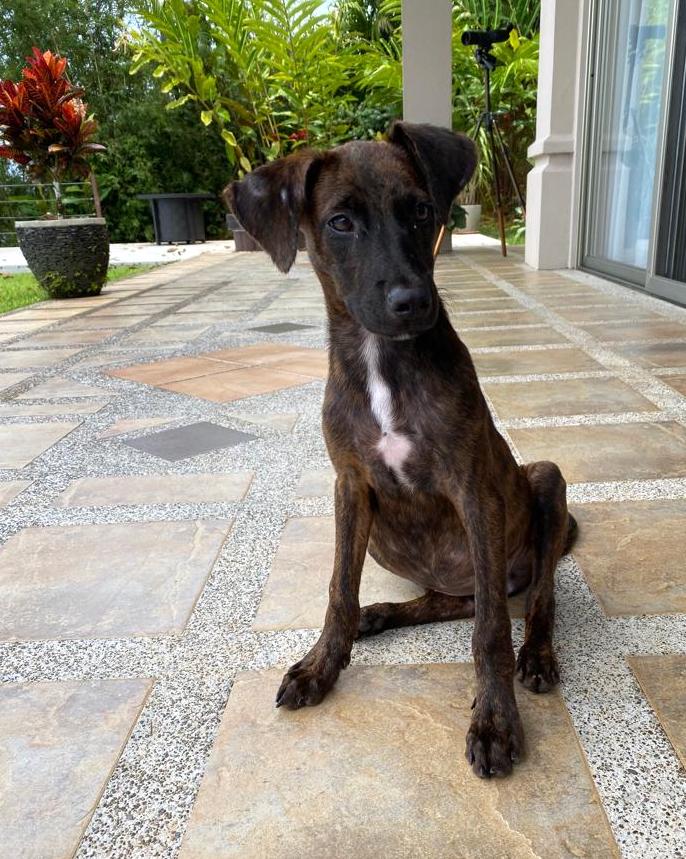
[361,334,413,482]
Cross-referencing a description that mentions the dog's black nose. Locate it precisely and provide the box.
[386,285,431,318]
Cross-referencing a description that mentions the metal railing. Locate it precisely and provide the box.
[0,181,96,247]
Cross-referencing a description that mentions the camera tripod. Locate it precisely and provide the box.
[470,42,527,257]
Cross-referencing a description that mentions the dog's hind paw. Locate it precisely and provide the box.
[516,642,560,693]
[357,604,389,638]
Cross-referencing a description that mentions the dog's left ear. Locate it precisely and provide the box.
[223,151,321,273]
[388,121,478,224]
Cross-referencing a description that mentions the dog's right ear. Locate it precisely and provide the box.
[223,151,321,273]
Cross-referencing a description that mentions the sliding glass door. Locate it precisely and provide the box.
[581,0,678,293]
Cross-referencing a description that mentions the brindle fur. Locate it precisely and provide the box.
[227,122,578,779]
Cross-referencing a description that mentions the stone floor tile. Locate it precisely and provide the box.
[572,500,686,615]
[123,421,256,461]
[0,400,109,417]
[444,297,523,312]
[20,329,115,347]
[661,373,686,396]
[0,519,231,640]
[582,320,686,342]
[249,322,315,333]
[254,517,524,631]
[554,305,663,324]
[628,655,686,769]
[614,341,686,368]
[58,315,150,330]
[0,422,79,468]
[484,377,656,420]
[178,664,618,859]
[110,356,245,386]
[161,366,317,403]
[510,422,686,483]
[461,326,569,349]
[472,347,604,376]
[536,292,627,308]
[56,471,253,507]
[16,377,107,399]
[232,411,299,432]
[0,347,80,369]
[450,309,543,328]
[97,417,173,439]
[122,324,210,346]
[0,480,31,507]
[204,344,324,367]
[0,679,152,859]
[295,467,336,497]
[0,372,32,391]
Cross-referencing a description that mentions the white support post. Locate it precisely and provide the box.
[402,0,453,251]
[525,0,584,269]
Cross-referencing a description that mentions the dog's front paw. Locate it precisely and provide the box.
[357,603,390,638]
[516,642,559,693]
[275,651,345,710]
[465,699,524,779]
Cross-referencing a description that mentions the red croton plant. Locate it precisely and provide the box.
[0,48,105,217]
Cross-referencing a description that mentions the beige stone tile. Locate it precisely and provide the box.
[204,344,324,367]
[0,422,79,468]
[628,655,686,769]
[58,315,150,330]
[473,347,604,376]
[0,372,32,392]
[662,374,686,396]
[161,366,316,403]
[554,305,662,324]
[16,377,106,399]
[21,329,115,347]
[5,306,88,320]
[461,326,568,349]
[0,348,80,369]
[536,292,627,308]
[109,356,244,386]
[97,417,173,439]
[295,467,336,497]
[451,309,543,328]
[254,517,524,631]
[484,377,656,420]
[614,341,686,368]
[56,471,253,507]
[0,319,49,333]
[572,500,686,616]
[0,400,109,417]
[0,678,151,859]
[510,422,686,483]
[179,664,618,859]
[123,325,210,346]
[0,480,31,507]
[582,320,686,342]
[232,411,299,432]
[444,297,523,312]
[0,519,231,640]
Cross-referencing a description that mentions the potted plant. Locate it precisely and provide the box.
[0,48,108,298]
[457,180,482,233]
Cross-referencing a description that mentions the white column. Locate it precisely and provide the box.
[525,0,585,269]
[401,0,453,126]
[401,0,453,250]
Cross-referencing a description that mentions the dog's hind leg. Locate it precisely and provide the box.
[357,590,475,638]
[516,460,573,693]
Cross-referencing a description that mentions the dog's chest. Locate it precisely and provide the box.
[362,335,413,484]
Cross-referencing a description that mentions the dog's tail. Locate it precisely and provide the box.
[563,512,579,554]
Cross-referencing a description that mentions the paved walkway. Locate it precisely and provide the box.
[0,247,685,858]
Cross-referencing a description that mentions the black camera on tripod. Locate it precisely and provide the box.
[461,24,514,71]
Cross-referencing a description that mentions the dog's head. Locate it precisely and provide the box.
[225,122,477,339]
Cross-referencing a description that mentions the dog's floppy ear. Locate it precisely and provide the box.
[388,121,478,224]
[223,151,320,273]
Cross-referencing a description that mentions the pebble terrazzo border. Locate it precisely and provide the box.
[0,249,685,857]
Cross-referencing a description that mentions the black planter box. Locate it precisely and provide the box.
[138,193,214,244]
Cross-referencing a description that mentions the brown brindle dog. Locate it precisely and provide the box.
[227,121,577,779]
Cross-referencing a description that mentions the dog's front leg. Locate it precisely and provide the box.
[276,470,371,710]
[453,482,524,778]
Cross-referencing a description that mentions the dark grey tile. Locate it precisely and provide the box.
[249,323,315,334]
[123,421,256,461]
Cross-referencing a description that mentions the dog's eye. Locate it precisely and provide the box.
[415,202,431,222]
[328,214,354,233]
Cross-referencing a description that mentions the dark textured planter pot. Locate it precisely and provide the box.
[15,217,109,299]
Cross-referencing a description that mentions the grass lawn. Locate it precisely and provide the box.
[0,264,156,315]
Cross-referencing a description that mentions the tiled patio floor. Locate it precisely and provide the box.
[1,247,685,857]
